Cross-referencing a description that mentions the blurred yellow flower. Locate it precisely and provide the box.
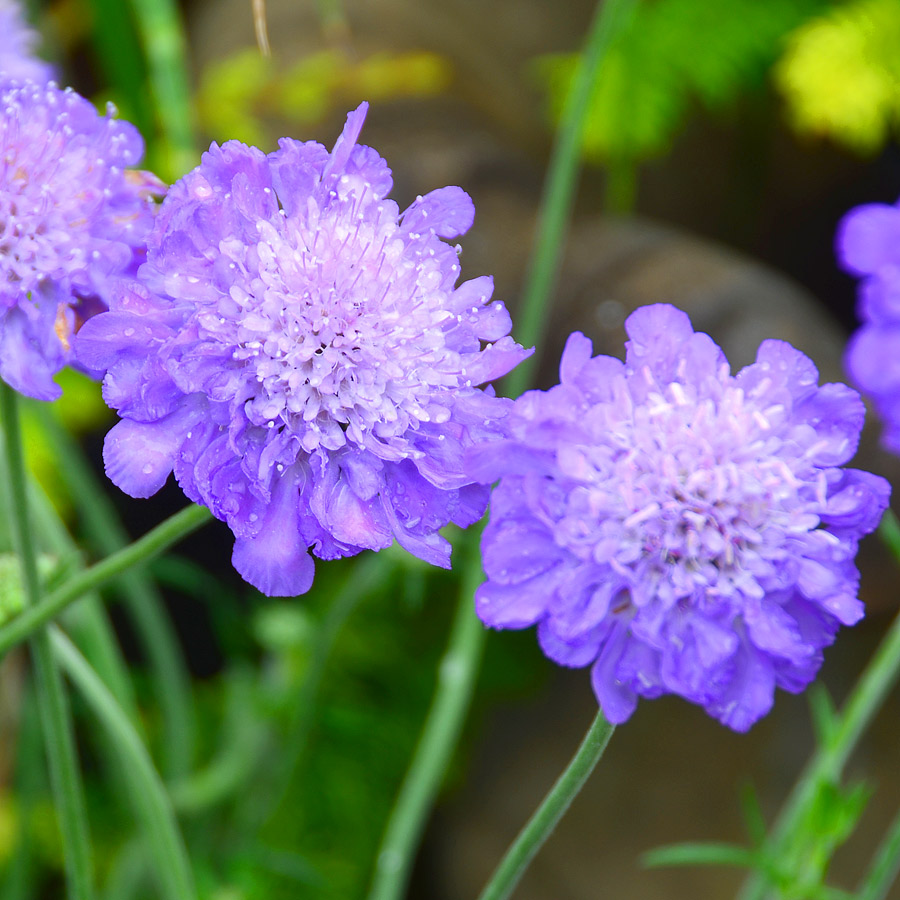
[776,0,900,153]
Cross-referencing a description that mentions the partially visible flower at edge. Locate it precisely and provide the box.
[0,78,164,400]
[467,304,889,732]
[838,197,900,453]
[0,0,54,84]
[76,102,531,597]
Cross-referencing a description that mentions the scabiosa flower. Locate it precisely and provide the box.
[468,304,889,731]
[0,0,53,84]
[77,103,530,597]
[0,79,163,400]
[838,198,900,454]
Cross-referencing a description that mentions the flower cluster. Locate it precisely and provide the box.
[77,103,530,597]
[839,199,900,454]
[0,79,163,399]
[468,304,889,731]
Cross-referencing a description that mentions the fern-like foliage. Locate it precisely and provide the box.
[534,0,830,163]
[776,0,900,154]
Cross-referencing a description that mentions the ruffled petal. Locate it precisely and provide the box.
[232,472,314,597]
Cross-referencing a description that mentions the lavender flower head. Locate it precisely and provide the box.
[469,305,889,731]
[0,0,53,84]
[838,198,900,453]
[0,79,163,399]
[77,103,530,597]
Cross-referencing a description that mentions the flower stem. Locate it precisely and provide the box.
[506,0,637,398]
[739,607,900,900]
[0,503,212,658]
[35,406,196,779]
[367,540,487,900]
[127,0,195,179]
[857,804,900,900]
[477,709,614,900]
[51,627,197,900]
[21,471,142,729]
[0,383,94,900]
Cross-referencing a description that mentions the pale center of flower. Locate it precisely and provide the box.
[225,187,461,455]
[565,378,823,606]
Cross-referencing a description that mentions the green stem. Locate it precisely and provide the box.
[22,471,141,729]
[367,543,487,900]
[36,406,195,778]
[878,508,900,564]
[738,608,900,900]
[477,710,614,900]
[857,805,900,900]
[4,679,41,900]
[127,0,195,179]
[0,384,94,900]
[0,504,212,658]
[51,627,197,900]
[505,0,637,398]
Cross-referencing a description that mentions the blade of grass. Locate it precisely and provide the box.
[52,627,197,900]
[35,407,196,778]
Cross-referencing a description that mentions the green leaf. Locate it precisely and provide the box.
[534,0,829,162]
[808,682,839,749]
[739,781,769,847]
[642,841,759,870]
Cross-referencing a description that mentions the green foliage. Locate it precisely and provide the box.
[534,0,830,163]
[197,47,453,149]
[643,719,874,900]
[776,0,900,154]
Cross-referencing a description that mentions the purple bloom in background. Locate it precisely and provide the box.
[0,0,54,84]
[0,79,163,400]
[838,199,900,453]
[77,103,530,597]
[469,305,889,731]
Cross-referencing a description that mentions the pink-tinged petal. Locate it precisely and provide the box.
[475,566,559,628]
[821,469,890,534]
[104,418,180,498]
[322,102,369,182]
[465,441,551,483]
[450,483,490,529]
[76,310,174,372]
[705,646,775,733]
[743,597,809,660]
[402,186,475,239]
[270,138,330,216]
[449,275,494,314]
[311,468,391,551]
[0,305,62,401]
[232,473,315,597]
[559,332,594,385]
[590,624,639,725]
[463,336,534,385]
[103,401,204,498]
[538,619,601,667]
[482,517,564,583]
[794,382,864,466]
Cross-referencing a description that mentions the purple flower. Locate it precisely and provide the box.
[77,103,530,597]
[0,0,54,84]
[468,305,889,731]
[0,79,163,400]
[838,199,900,453]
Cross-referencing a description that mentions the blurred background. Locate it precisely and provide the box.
[6,0,900,897]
